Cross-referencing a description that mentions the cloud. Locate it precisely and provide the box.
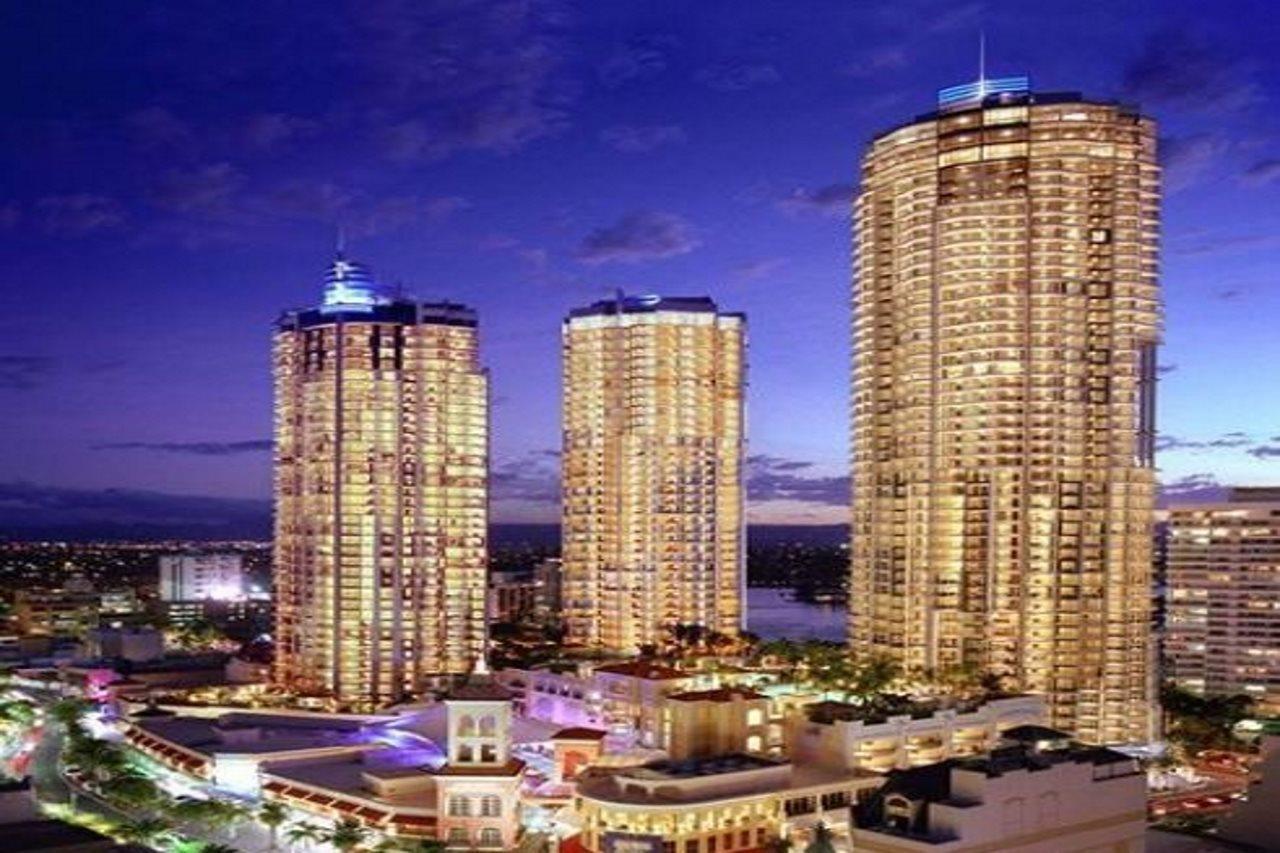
[1243,158,1280,187]
[777,184,853,217]
[150,162,245,215]
[0,356,57,391]
[1248,445,1280,459]
[575,211,700,265]
[0,203,19,229]
[1171,232,1280,257]
[35,195,127,235]
[1158,473,1227,507]
[123,106,194,150]
[1157,432,1255,453]
[733,257,787,281]
[1122,29,1259,113]
[1157,363,1178,376]
[597,34,678,87]
[1160,134,1228,192]
[240,112,318,151]
[92,440,272,456]
[0,481,271,540]
[492,449,561,504]
[748,454,850,506]
[358,0,573,162]
[842,46,908,77]
[600,124,686,153]
[695,61,781,92]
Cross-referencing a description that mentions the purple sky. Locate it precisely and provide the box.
[2,0,1279,537]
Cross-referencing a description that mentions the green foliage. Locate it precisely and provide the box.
[1160,682,1254,752]
[327,818,370,852]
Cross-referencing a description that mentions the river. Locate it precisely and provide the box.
[745,587,846,642]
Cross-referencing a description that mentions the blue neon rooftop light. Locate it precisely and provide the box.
[938,75,1031,107]
[321,254,386,313]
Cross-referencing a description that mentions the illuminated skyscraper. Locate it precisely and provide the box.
[850,78,1160,743]
[273,254,488,706]
[562,296,745,651]
[1166,488,1280,716]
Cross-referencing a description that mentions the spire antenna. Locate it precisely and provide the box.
[979,30,987,83]
[336,223,347,258]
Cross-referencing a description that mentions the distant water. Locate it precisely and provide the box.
[746,587,846,642]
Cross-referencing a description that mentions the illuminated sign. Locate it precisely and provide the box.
[938,75,1030,107]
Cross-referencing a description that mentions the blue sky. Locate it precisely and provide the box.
[1,0,1278,536]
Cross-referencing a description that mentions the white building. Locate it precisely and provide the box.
[852,727,1146,852]
[159,553,245,602]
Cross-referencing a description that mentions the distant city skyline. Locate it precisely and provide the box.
[2,1,1280,537]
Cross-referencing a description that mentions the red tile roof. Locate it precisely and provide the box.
[552,727,607,741]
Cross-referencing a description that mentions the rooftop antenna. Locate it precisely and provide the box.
[335,223,347,259]
[979,30,987,84]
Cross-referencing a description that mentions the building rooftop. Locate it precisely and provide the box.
[134,712,380,757]
[594,660,689,681]
[667,687,765,703]
[552,726,608,741]
[567,295,743,321]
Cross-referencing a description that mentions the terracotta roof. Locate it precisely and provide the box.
[552,727,608,741]
[667,687,765,703]
[432,758,526,777]
[445,676,514,701]
[594,660,687,680]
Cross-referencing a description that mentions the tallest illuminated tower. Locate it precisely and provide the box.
[273,255,488,706]
[850,77,1160,744]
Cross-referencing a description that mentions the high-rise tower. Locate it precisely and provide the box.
[273,254,488,706]
[562,296,745,652]
[850,77,1160,744]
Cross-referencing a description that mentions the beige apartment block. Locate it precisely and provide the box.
[1166,488,1280,715]
[273,254,488,706]
[562,296,745,652]
[850,79,1160,744]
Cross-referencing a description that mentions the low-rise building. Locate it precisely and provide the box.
[661,687,774,759]
[852,727,1146,852]
[571,753,881,852]
[788,694,1046,773]
[80,627,164,663]
[12,588,99,636]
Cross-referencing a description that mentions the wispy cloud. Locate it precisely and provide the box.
[575,211,700,265]
[748,454,850,506]
[93,440,272,456]
[1158,473,1227,506]
[732,257,787,281]
[0,356,58,391]
[1242,158,1280,187]
[597,34,678,87]
[777,184,853,217]
[695,61,780,92]
[1122,29,1260,113]
[35,195,127,235]
[600,124,686,153]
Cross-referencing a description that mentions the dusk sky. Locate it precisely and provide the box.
[2,0,1279,536]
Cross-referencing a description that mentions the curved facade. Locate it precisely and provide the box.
[850,89,1160,744]
[274,256,488,705]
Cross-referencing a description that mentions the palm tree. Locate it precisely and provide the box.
[327,818,370,852]
[0,699,36,730]
[804,822,837,853]
[65,736,127,785]
[258,800,288,851]
[285,822,327,849]
[49,697,92,731]
[764,835,794,853]
[116,816,174,848]
[110,772,163,810]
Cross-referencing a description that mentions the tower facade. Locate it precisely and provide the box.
[850,79,1160,744]
[273,255,488,706]
[562,296,745,652]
